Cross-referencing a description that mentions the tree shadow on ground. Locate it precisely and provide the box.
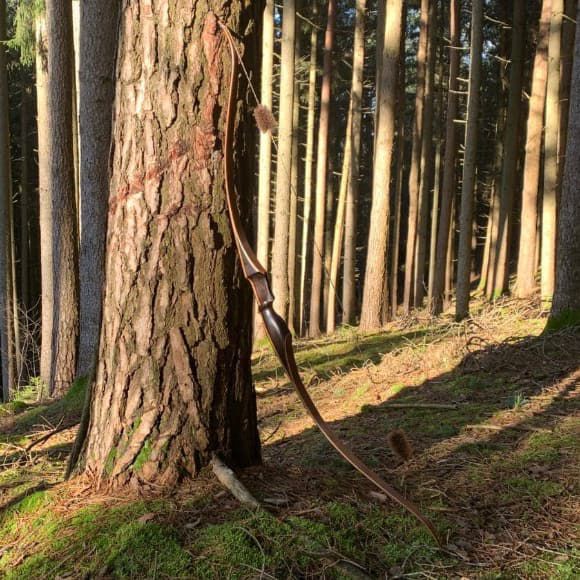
[251,326,579,573]
[253,326,445,387]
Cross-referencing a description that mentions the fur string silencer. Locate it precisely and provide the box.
[217,18,441,546]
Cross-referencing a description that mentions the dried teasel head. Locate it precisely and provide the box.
[254,105,277,134]
[387,429,414,462]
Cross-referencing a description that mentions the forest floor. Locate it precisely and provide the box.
[0,297,578,579]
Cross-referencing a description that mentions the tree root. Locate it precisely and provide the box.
[211,454,260,509]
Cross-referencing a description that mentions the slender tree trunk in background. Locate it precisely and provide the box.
[322,151,334,323]
[490,0,525,298]
[271,0,296,320]
[478,180,495,293]
[19,83,31,312]
[76,0,119,380]
[456,0,483,321]
[557,0,576,189]
[72,0,80,216]
[551,3,580,321]
[359,0,404,332]
[445,197,455,307]
[427,139,442,306]
[414,0,437,307]
[342,0,366,326]
[309,0,336,337]
[541,0,563,305]
[37,14,54,392]
[287,52,301,334]
[0,0,16,402]
[78,6,261,487]
[430,0,459,315]
[403,0,429,313]
[299,9,318,336]
[46,0,79,395]
[516,0,551,298]
[481,101,505,295]
[327,106,352,334]
[255,0,274,340]
[391,50,406,318]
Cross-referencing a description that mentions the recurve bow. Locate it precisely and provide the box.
[218,20,440,545]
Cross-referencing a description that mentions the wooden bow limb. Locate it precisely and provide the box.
[217,18,441,546]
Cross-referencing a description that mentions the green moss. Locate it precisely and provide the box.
[133,439,153,471]
[390,382,406,395]
[104,448,117,475]
[546,309,580,331]
[501,477,564,507]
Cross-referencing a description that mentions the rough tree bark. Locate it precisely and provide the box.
[45,0,79,395]
[271,0,296,320]
[430,0,459,315]
[77,4,261,489]
[0,0,16,402]
[359,0,404,331]
[551,1,580,322]
[456,0,483,321]
[76,0,120,379]
[403,0,429,313]
[541,0,563,305]
[516,0,551,298]
[342,0,366,326]
[309,0,336,337]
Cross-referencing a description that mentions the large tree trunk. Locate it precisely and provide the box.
[456,0,483,321]
[0,0,16,402]
[403,0,429,313]
[489,0,525,298]
[342,0,366,326]
[255,0,274,340]
[37,14,54,392]
[359,0,404,331]
[299,6,318,336]
[76,0,119,379]
[430,0,459,315]
[271,0,296,320]
[516,0,551,298]
[541,0,563,305]
[551,1,580,321]
[414,0,437,307]
[45,0,79,395]
[78,6,261,489]
[309,0,336,337]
